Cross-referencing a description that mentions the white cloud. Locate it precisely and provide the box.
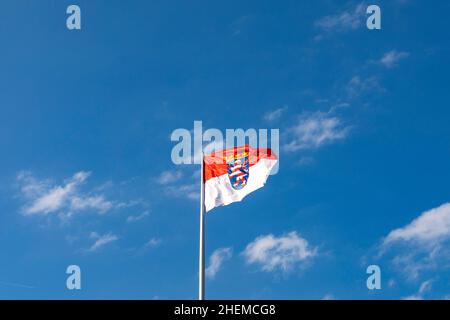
[88,232,118,252]
[379,50,409,68]
[145,237,162,248]
[17,171,50,199]
[18,171,90,215]
[242,232,316,272]
[70,195,113,214]
[26,186,70,215]
[383,203,450,246]
[157,170,183,185]
[164,183,199,201]
[264,107,288,123]
[126,210,150,223]
[206,247,233,280]
[419,279,433,293]
[157,168,200,202]
[115,199,146,210]
[346,75,381,99]
[322,294,335,300]
[17,171,120,217]
[315,3,366,32]
[402,295,422,301]
[380,203,450,279]
[284,110,350,152]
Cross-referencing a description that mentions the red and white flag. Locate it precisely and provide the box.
[203,145,278,212]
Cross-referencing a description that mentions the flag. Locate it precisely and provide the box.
[203,145,278,212]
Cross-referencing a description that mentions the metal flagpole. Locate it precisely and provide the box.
[198,152,205,300]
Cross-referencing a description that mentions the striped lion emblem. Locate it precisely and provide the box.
[226,154,250,190]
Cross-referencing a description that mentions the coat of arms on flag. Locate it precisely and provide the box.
[203,145,278,212]
[226,151,250,190]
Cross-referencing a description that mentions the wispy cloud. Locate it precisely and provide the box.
[70,195,113,214]
[17,171,119,218]
[164,183,199,201]
[379,50,410,68]
[284,110,350,152]
[315,3,366,32]
[18,171,89,215]
[264,106,288,123]
[0,280,36,289]
[230,15,251,36]
[126,210,150,223]
[346,75,382,99]
[156,171,183,185]
[242,232,317,272]
[157,168,200,202]
[402,279,433,300]
[145,237,162,249]
[206,247,233,280]
[88,232,118,252]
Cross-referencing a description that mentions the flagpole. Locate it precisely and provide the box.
[199,153,205,300]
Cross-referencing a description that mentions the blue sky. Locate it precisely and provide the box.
[1,0,450,299]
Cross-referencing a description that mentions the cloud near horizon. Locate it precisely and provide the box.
[402,279,433,300]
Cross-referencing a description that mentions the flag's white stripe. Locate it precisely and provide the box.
[204,158,277,212]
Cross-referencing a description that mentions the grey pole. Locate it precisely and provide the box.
[198,153,205,300]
